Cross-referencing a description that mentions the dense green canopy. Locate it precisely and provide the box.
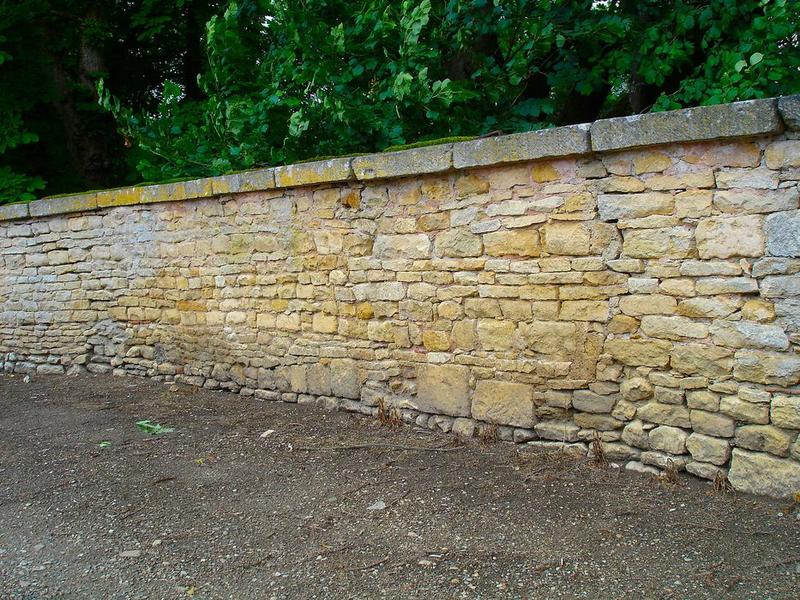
[1,0,798,204]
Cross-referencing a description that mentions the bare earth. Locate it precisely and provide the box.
[0,374,798,599]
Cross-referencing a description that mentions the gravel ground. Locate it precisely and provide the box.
[0,373,798,599]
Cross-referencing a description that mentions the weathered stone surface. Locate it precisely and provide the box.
[709,320,789,351]
[622,420,650,449]
[649,426,688,455]
[734,350,800,386]
[728,448,800,498]
[771,395,800,430]
[29,193,98,217]
[670,344,733,378]
[373,234,431,259]
[720,395,770,425]
[590,98,782,151]
[641,316,708,340]
[713,188,798,214]
[483,229,540,257]
[735,425,794,457]
[765,140,800,169]
[621,378,653,402]
[572,390,617,414]
[622,227,694,259]
[686,433,730,465]
[764,210,800,257]
[434,229,483,257]
[605,338,671,367]
[476,319,516,351]
[415,364,471,417]
[636,402,691,428]
[520,321,577,356]
[472,380,534,428]
[559,300,609,322]
[619,294,677,316]
[274,157,352,187]
[597,193,673,221]
[542,222,591,255]
[534,420,580,442]
[778,94,800,130]
[691,410,735,437]
[695,215,764,259]
[453,124,591,169]
[0,202,30,221]
[354,145,452,180]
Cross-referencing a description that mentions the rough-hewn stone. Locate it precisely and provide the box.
[5,95,800,499]
[728,449,800,499]
[472,380,534,428]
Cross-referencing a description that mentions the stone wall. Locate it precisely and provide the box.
[2,97,800,498]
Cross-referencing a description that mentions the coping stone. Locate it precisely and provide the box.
[29,193,98,217]
[778,94,800,131]
[353,144,453,180]
[274,158,353,188]
[0,202,30,221]
[452,123,591,169]
[590,98,783,152]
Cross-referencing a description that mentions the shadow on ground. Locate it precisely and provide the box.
[0,373,798,599]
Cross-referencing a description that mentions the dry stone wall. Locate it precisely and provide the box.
[3,97,800,498]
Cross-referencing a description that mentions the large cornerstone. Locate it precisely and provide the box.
[3,97,800,498]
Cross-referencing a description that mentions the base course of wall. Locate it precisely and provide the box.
[3,96,800,497]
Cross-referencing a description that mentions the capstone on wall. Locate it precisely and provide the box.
[2,98,800,498]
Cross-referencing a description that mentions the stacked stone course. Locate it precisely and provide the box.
[2,97,800,497]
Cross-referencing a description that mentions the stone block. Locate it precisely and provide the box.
[695,215,764,259]
[483,228,540,257]
[709,320,788,351]
[728,448,800,498]
[720,395,769,424]
[641,316,708,340]
[597,192,673,221]
[690,409,735,437]
[0,202,30,221]
[636,402,691,428]
[765,210,800,258]
[771,395,800,430]
[415,364,471,417]
[274,157,352,188]
[353,145,452,180]
[734,350,800,386]
[434,229,483,257]
[590,98,782,151]
[686,433,730,465]
[373,234,431,259]
[778,94,800,130]
[452,124,591,169]
[735,425,794,457]
[541,222,591,255]
[649,425,689,455]
[472,380,535,428]
[605,338,672,367]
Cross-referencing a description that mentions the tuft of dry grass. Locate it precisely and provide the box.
[590,432,608,468]
[658,459,680,486]
[478,423,498,446]
[713,471,733,494]
[376,399,402,429]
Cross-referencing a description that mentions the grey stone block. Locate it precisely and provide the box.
[452,124,591,169]
[778,94,800,130]
[590,98,783,152]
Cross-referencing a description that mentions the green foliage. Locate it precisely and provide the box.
[101,0,800,184]
[135,419,175,435]
[2,0,798,201]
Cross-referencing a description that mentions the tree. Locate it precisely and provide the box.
[0,0,224,204]
[100,0,800,185]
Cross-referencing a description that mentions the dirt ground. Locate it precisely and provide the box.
[0,373,798,599]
